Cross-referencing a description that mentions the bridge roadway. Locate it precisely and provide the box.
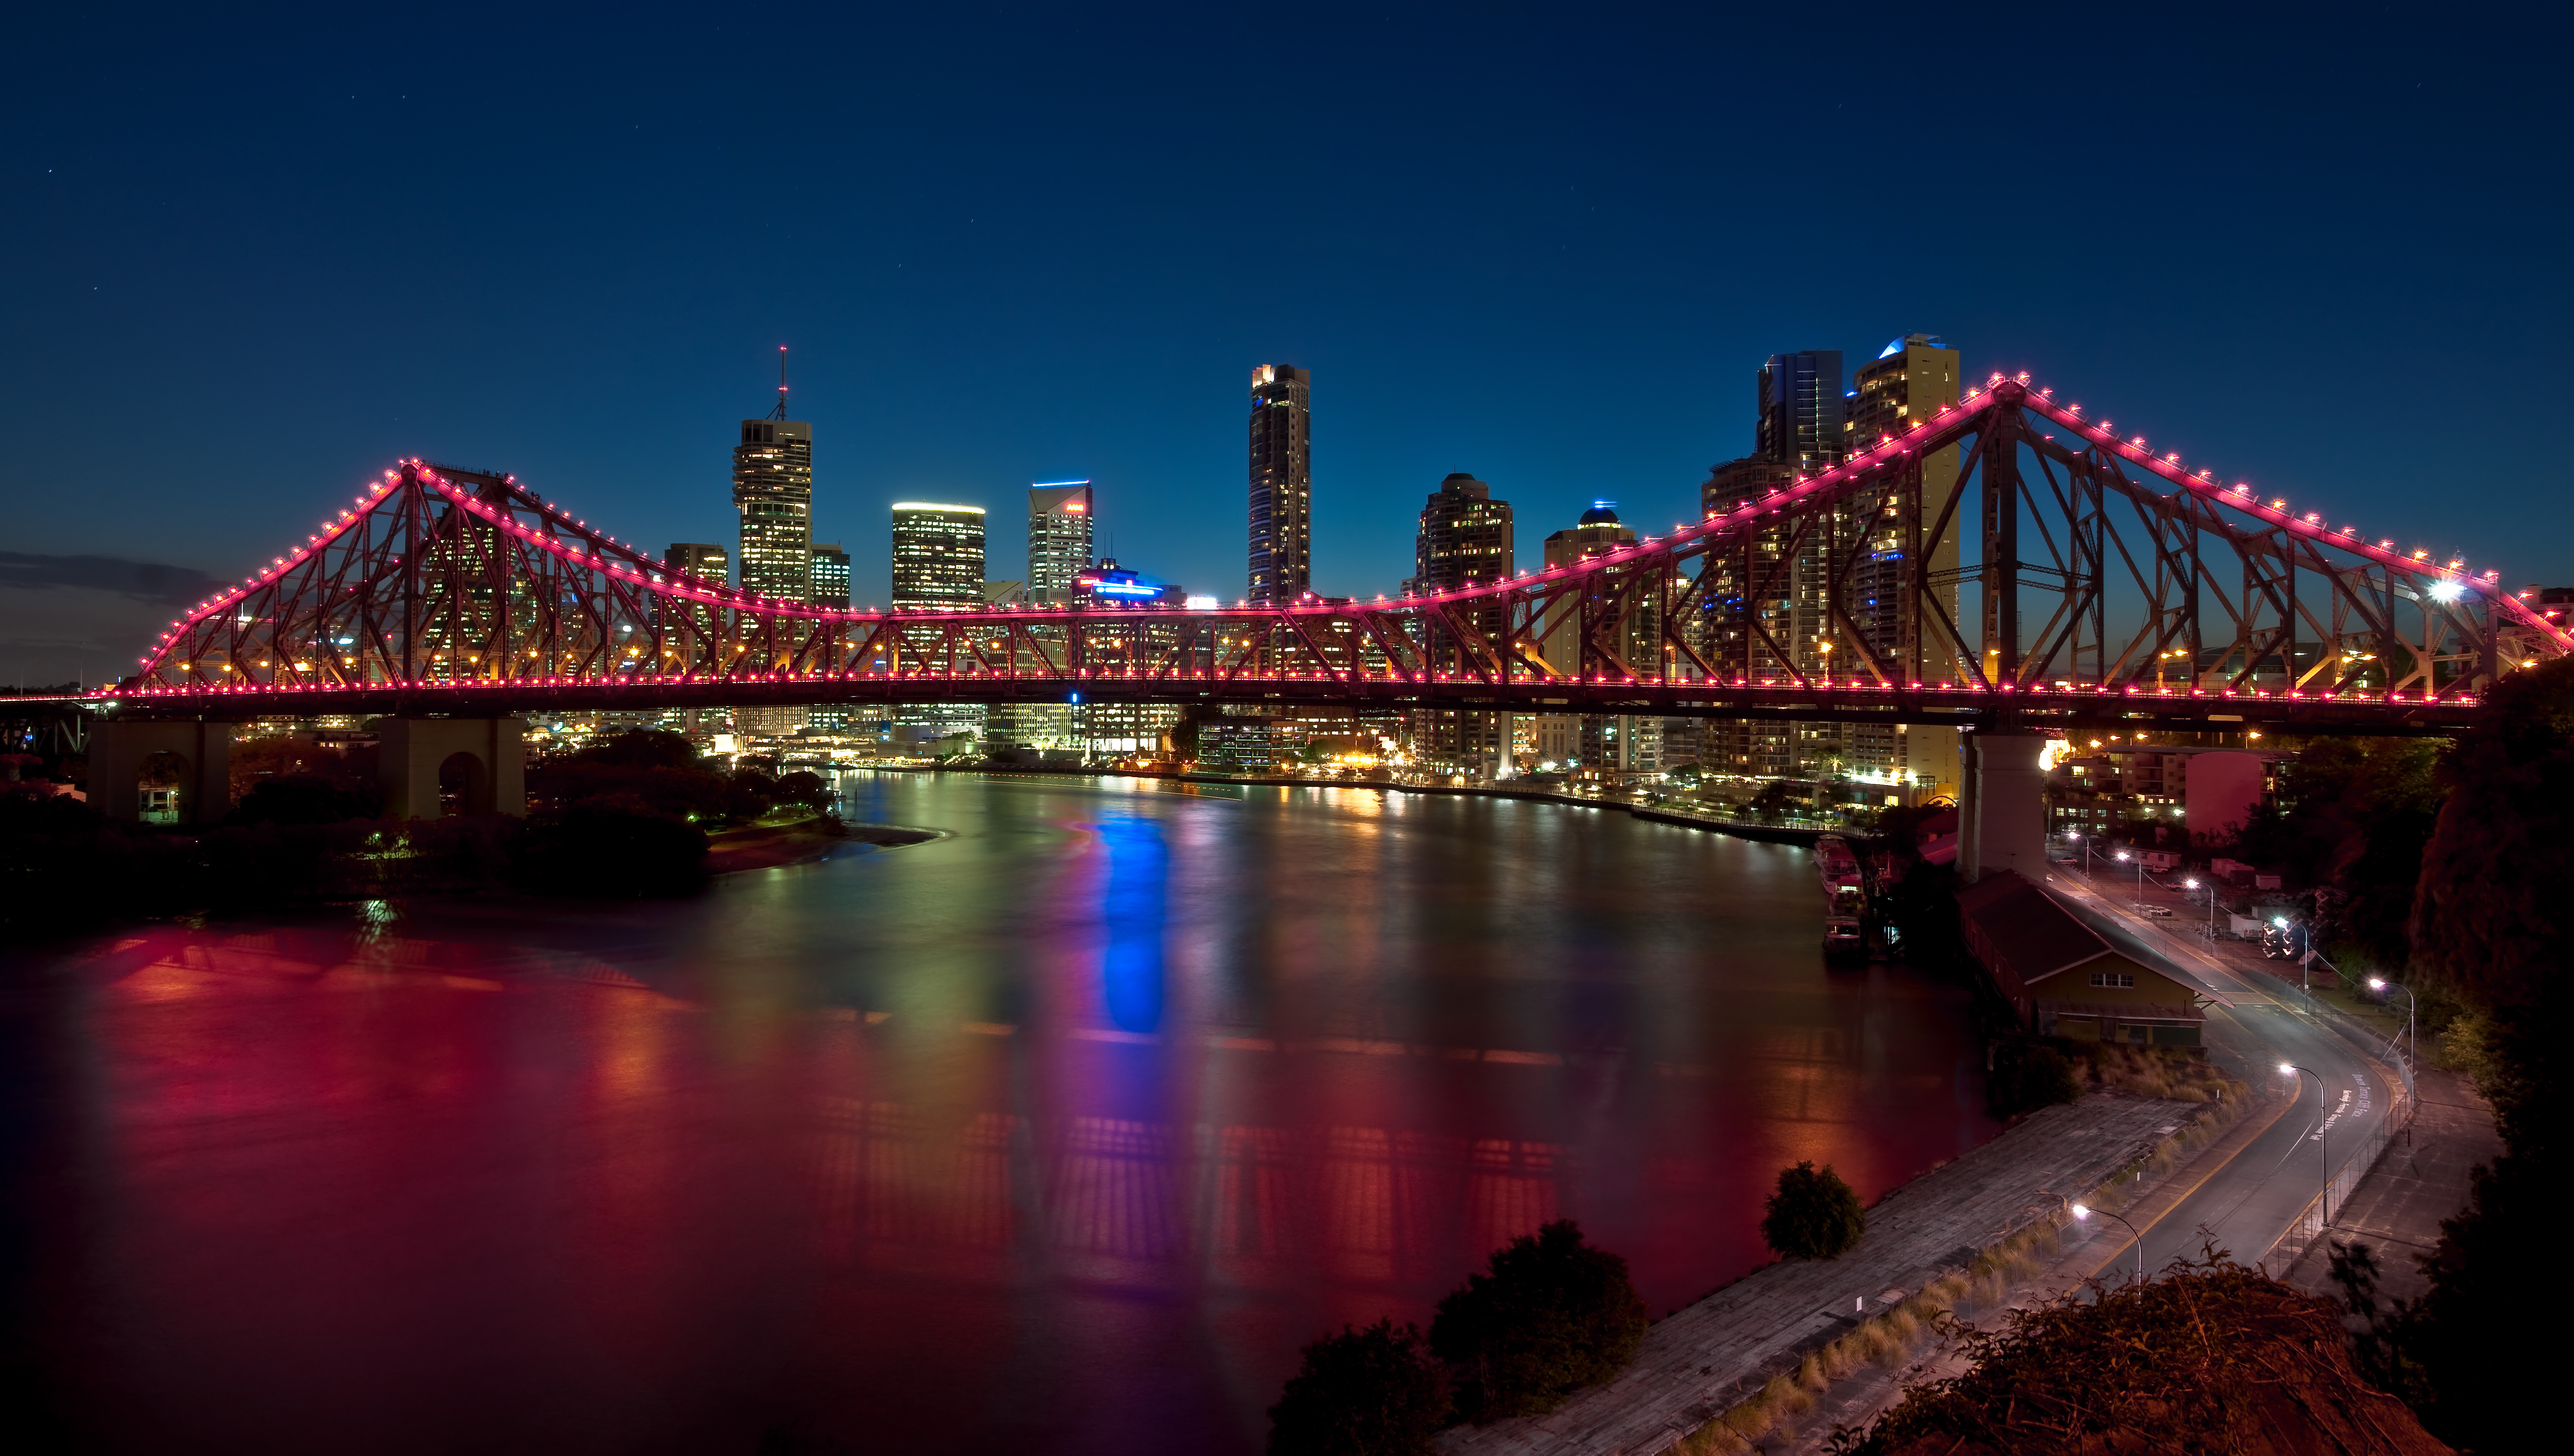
[51,673,2480,734]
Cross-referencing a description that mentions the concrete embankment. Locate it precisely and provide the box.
[1439,1093,2219,1456]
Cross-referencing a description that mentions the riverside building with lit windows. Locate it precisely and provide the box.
[1248,364,1312,604]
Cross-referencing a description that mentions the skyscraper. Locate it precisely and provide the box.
[1410,474,1513,593]
[889,504,988,747]
[1027,481,1095,606]
[734,409,814,602]
[890,504,987,609]
[663,542,729,585]
[1539,504,1657,777]
[808,543,851,608]
[1757,350,1847,473]
[1248,364,1312,604]
[1704,351,1850,780]
[1409,474,1514,771]
[1841,334,1964,797]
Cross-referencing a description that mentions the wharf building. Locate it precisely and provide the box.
[1248,364,1312,605]
[889,502,988,746]
[1407,473,1514,773]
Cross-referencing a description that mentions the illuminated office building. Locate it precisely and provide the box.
[1248,364,1312,604]
[1409,473,1514,771]
[1028,481,1094,605]
[734,417,813,602]
[889,503,986,743]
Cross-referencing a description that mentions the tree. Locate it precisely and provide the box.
[1265,1320,1449,1456]
[1750,778,1801,825]
[1986,1042,2084,1117]
[1427,1220,1649,1422]
[2329,655,2574,1454]
[1760,1161,1865,1260]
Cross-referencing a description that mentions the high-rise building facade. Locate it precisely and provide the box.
[1757,350,1847,473]
[1409,474,1515,771]
[1027,481,1095,606]
[1248,364,1312,604]
[809,543,851,608]
[734,418,814,601]
[889,504,987,745]
[890,504,987,609]
[1841,334,1964,796]
[664,542,730,585]
[1540,504,1658,779]
[1410,474,1513,593]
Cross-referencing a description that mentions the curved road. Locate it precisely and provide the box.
[2037,867,2401,1277]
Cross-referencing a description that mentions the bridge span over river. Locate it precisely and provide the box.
[18,376,2571,865]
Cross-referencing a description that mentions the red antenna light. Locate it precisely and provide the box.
[768,346,790,420]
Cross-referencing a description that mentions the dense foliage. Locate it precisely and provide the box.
[1984,1042,2083,1118]
[1426,1220,1649,1422]
[1265,1320,1450,1456]
[2321,656,2574,1455]
[2225,736,2444,973]
[1843,1252,2448,1456]
[1760,1161,1866,1260]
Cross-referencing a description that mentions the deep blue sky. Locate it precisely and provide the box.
[4,3,2569,681]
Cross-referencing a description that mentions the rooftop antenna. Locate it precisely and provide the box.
[768,346,789,420]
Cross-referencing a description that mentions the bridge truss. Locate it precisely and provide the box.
[107,380,2568,733]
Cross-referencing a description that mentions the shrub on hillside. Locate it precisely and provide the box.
[1265,1319,1449,1456]
[1987,1041,2085,1116]
[515,796,709,898]
[1761,1161,1865,1260]
[1428,1220,1649,1423]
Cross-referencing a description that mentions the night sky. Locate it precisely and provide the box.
[4,3,2568,683]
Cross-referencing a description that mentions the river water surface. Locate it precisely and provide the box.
[0,773,1999,1454]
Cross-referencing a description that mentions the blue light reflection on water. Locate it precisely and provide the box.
[0,772,2002,1456]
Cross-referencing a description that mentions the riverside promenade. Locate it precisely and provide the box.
[1439,1093,2210,1456]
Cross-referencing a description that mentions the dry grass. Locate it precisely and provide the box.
[2076,1043,2246,1104]
[1674,1103,2242,1456]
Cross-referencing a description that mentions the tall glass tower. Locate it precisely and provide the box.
[1027,481,1094,606]
[1247,364,1311,603]
[733,361,813,603]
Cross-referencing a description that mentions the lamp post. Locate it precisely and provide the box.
[2113,848,2141,898]
[2368,977,2418,1074]
[2280,1063,2330,1224]
[2184,877,2215,934]
[2070,1201,2146,1284]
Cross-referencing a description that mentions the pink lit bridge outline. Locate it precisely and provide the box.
[95,377,2572,733]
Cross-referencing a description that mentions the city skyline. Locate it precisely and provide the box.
[4,8,2568,684]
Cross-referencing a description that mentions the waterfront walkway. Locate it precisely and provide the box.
[1438,1094,2203,1456]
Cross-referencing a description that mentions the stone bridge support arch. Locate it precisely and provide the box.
[378,718,527,819]
[87,718,234,823]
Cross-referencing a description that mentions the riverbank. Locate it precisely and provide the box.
[704,813,940,874]
[868,764,1833,845]
[1441,1090,2236,1456]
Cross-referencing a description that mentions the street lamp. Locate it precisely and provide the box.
[2184,877,2215,933]
[2280,1063,2330,1224]
[2113,848,2142,896]
[2368,977,2418,1073]
[2068,830,2097,877]
[2070,1202,2146,1284]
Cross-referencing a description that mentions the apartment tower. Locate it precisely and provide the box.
[1248,364,1312,604]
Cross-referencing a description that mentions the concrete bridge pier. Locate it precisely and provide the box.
[1958,728,2049,882]
[87,718,234,823]
[378,717,527,819]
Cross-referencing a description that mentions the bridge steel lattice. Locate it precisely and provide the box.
[102,378,2571,735]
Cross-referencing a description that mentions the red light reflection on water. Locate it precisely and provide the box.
[15,783,1998,1454]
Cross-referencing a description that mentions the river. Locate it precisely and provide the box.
[0,773,2000,1454]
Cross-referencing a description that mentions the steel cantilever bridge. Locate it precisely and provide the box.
[107,377,2573,736]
